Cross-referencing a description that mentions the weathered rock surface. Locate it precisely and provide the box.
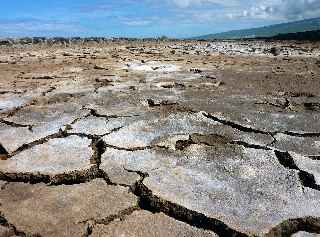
[102,112,274,149]
[0,136,93,183]
[272,134,320,156]
[0,179,137,237]
[0,40,320,236]
[91,210,217,237]
[0,103,87,154]
[68,116,110,136]
[209,111,320,134]
[101,145,320,236]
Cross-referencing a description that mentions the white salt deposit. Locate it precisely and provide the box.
[125,61,180,72]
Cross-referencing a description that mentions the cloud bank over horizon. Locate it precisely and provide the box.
[0,0,319,37]
[168,0,320,19]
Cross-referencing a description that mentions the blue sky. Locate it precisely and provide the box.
[0,0,320,38]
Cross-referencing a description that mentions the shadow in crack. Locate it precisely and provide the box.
[0,144,8,160]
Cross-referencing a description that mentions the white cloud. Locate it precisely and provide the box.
[167,0,320,22]
[243,0,320,20]
[169,0,238,8]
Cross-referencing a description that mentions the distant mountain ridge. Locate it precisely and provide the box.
[270,30,320,41]
[193,17,320,40]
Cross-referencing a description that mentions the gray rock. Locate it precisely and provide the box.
[69,116,109,136]
[101,145,320,236]
[210,111,320,134]
[0,179,137,237]
[292,232,320,237]
[272,133,320,156]
[0,136,93,181]
[0,103,87,153]
[102,112,273,149]
[91,210,217,237]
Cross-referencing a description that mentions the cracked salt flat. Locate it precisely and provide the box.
[1,39,320,237]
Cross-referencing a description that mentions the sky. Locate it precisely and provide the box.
[0,0,320,38]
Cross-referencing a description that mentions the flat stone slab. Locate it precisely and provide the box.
[0,93,34,113]
[0,136,93,180]
[69,116,109,136]
[101,145,320,236]
[272,133,320,156]
[5,102,86,127]
[101,148,150,186]
[0,103,87,154]
[0,94,25,112]
[68,115,142,136]
[102,112,273,149]
[0,179,137,237]
[210,111,320,134]
[91,210,217,237]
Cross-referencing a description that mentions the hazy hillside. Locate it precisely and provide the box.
[193,17,320,40]
[269,30,320,41]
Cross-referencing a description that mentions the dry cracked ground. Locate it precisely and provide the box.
[0,39,320,237]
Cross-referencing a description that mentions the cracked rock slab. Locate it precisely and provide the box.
[0,103,88,154]
[291,152,320,185]
[68,115,109,136]
[102,144,320,236]
[210,111,320,134]
[91,210,217,237]
[100,148,152,186]
[0,93,32,113]
[102,112,273,150]
[272,133,320,156]
[1,40,320,237]
[0,136,93,181]
[0,124,33,154]
[5,102,86,126]
[0,179,137,237]
[68,115,142,136]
